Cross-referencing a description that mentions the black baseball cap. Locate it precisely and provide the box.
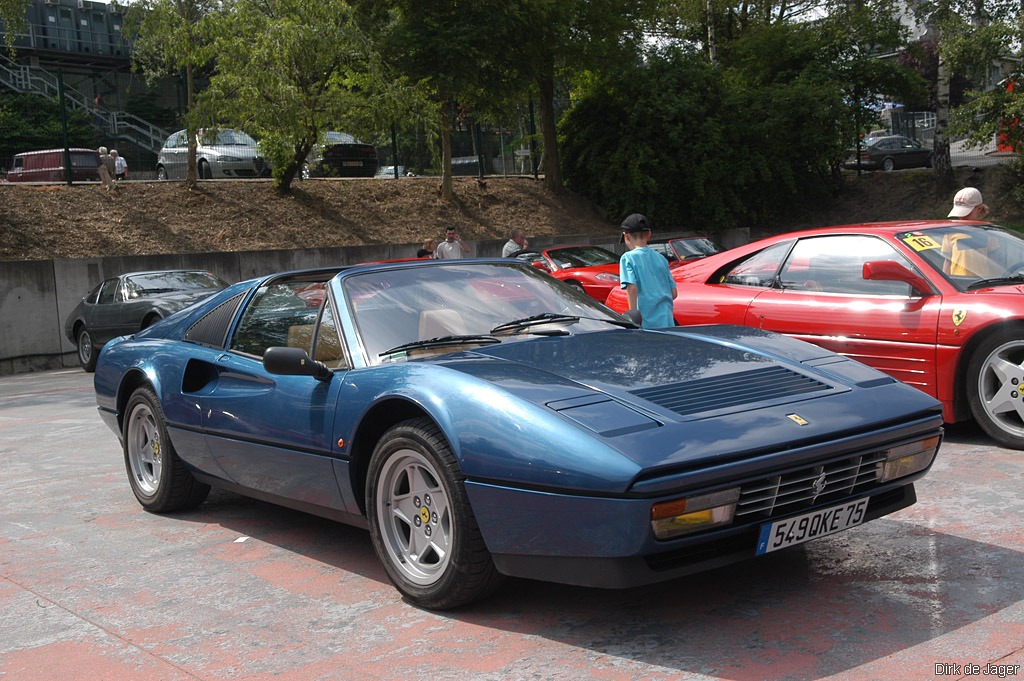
[619,213,651,243]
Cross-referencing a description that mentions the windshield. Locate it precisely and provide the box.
[124,271,227,297]
[343,262,626,364]
[199,130,257,146]
[324,132,358,145]
[899,224,1024,291]
[671,238,722,259]
[546,246,619,269]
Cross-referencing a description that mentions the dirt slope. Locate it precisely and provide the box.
[1,168,1020,262]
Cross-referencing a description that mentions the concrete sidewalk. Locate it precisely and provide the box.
[1,369,1022,681]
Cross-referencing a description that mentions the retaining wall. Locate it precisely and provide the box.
[0,228,749,375]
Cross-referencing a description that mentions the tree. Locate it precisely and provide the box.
[909,0,1017,195]
[123,0,222,189]
[387,0,526,201]
[507,0,655,193]
[0,93,99,164]
[198,0,412,193]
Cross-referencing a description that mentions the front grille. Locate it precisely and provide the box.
[630,365,830,417]
[734,450,887,521]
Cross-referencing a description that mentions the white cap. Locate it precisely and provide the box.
[949,187,984,218]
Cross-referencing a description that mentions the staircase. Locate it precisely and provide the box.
[0,52,169,154]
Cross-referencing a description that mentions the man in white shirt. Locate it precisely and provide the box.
[111,150,127,180]
[434,226,472,259]
[501,229,529,257]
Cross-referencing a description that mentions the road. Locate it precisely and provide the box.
[1,369,1022,681]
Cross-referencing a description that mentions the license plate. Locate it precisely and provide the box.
[755,498,869,555]
[342,161,363,166]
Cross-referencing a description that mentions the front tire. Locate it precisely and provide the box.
[123,387,211,511]
[882,157,895,171]
[966,330,1024,449]
[199,160,212,179]
[77,326,97,372]
[156,166,168,181]
[366,418,503,609]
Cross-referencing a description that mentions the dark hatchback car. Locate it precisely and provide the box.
[302,132,379,178]
[649,236,724,269]
[843,135,933,172]
[64,270,228,372]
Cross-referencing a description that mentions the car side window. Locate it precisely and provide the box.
[719,242,792,288]
[96,278,119,304]
[779,235,916,296]
[230,280,326,358]
[314,301,348,369]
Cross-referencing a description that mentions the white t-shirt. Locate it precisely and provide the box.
[434,240,469,259]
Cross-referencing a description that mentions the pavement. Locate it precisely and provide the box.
[1,368,1022,681]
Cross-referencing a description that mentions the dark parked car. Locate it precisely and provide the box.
[94,259,942,608]
[302,132,378,178]
[65,270,228,372]
[843,135,933,172]
[649,236,724,268]
[6,148,101,183]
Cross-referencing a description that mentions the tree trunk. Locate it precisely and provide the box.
[538,69,562,192]
[933,38,955,195]
[707,0,717,64]
[440,98,454,201]
[185,61,197,189]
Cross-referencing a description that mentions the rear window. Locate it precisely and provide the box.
[71,152,99,168]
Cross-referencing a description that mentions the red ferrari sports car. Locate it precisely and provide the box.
[509,245,621,301]
[605,220,1024,449]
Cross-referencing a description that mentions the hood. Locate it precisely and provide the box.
[438,327,942,475]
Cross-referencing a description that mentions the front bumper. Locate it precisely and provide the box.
[474,482,917,588]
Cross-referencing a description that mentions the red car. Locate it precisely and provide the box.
[649,236,724,268]
[509,245,621,300]
[605,220,1024,449]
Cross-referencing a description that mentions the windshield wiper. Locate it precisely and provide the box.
[966,275,1024,291]
[379,335,501,357]
[490,312,580,334]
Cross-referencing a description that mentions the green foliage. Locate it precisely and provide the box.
[559,11,922,230]
[0,93,99,167]
[198,0,430,192]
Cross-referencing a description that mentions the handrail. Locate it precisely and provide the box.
[0,52,169,154]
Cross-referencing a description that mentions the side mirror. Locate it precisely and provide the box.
[263,346,333,381]
[862,260,933,297]
[531,260,551,272]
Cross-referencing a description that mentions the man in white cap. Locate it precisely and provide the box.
[948,187,988,220]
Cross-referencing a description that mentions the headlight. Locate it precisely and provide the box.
[218,156,242,163]
[879,435,940,482]
[651,488,740,540]
[595,273,620,282]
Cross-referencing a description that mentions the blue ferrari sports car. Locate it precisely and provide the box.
[94,259,943,609]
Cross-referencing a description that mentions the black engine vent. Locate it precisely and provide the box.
[630,365,830,417]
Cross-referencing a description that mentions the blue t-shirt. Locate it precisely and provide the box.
[619,246,676,328]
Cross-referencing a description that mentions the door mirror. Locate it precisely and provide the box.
[531,260,551,272]
[263,346,333,381]
[862,260,933,296]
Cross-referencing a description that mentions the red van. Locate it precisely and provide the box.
[6,148,102,182]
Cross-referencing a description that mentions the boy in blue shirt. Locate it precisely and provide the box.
[618,213,677,328]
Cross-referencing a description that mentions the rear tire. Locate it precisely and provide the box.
[366,418,504,609]
[966,330,1024,449]
[123,387,211,511]
[77,326,97,373]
